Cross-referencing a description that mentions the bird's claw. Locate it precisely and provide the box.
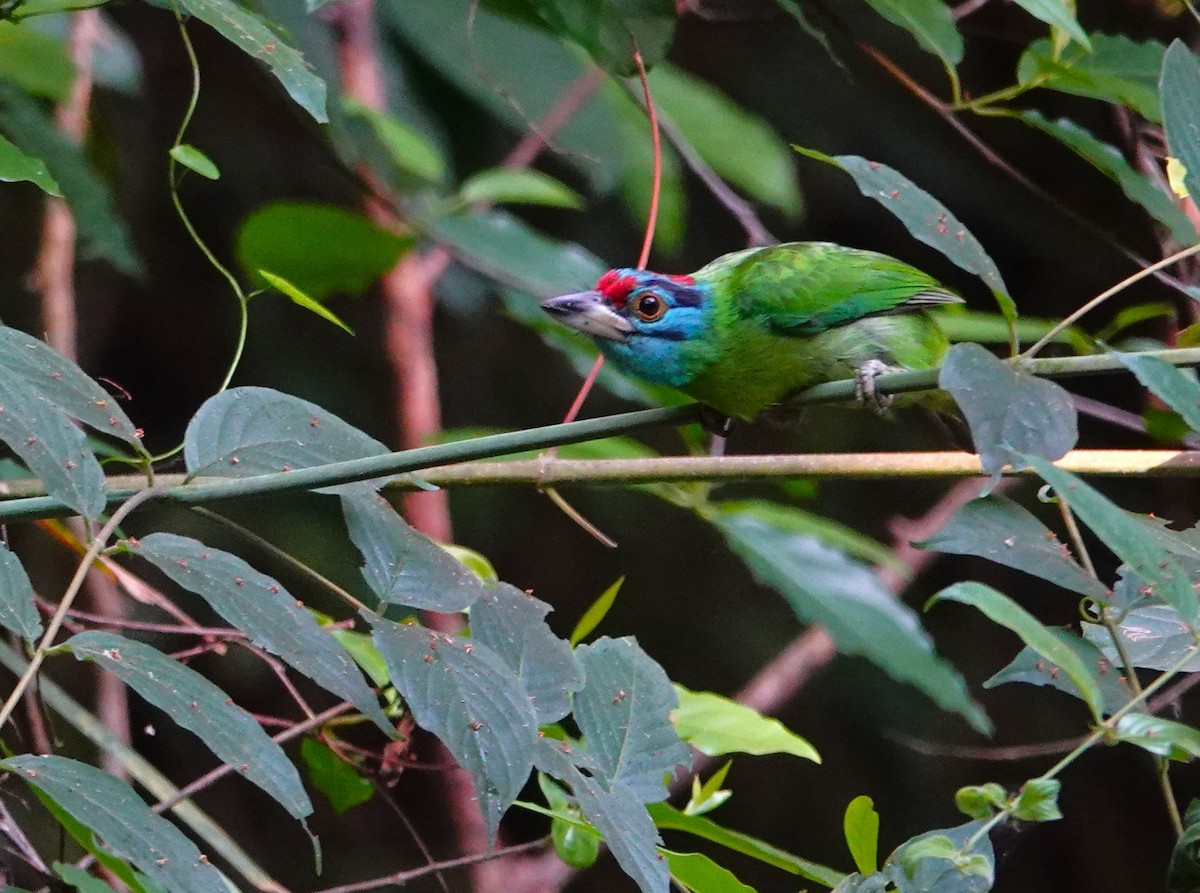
[855,360,894,414]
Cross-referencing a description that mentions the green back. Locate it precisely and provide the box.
[694,242,962,335]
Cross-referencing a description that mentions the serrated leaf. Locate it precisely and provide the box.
[65,631,312,819]
[1018,33,1165,122]
[258,270,354,335]
[1011,778,1062,822]
[571,577,624,646]
[795,151,1014,330]
[1082,603,1200,672]
[858,0,962,71]
[715,507,990,734]
[299,738,375,814]
[183,386,389,493]
[932,582,1105,722]
[0,82,138,273]
[917,495,1106,597]
[470,582,584,724]
[458,167,583,209]
[2,755,227,893]
[370,615,538,840]
[650,64,801,217]
[1020,112,1198,245]
[1011,0,1088,49]
[237,201,413,301]
[649,802,846,887]
[1116,713,1200,762]
[341,492,487,611]
[341,97,446,183]
[1163,41,1200,205]
[664,850,755,893]
[985,627,1134,715]
[883,821,993,893]
[574,637,692,800]
[1026,456,1199,624]
[0,539,40,639]
[1117,351,1200,433]
[0,132,59,194]
[0,22,73,100]
[537,739,668,893]
[175,0,326,121]
[671,686,819,762]
[169,144,220,180]
[128,533,391,732]
[940,344,1077,480]
[844,796,880,875]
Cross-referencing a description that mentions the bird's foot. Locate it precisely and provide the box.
[698,405,734,437]
[855,360,895,414]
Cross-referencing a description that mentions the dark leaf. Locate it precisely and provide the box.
[1116,351,1200,434]
[857,0,962,71]
[128,533,391,732]
[1115,713,1200,762]
[1162,40,1200,204]
[1082,602,1200,672]
[985,627,1134,715]
[1018,34,1165,122]
[883,821,993,893]
[526,0,676,76]
[1168,798,1200,892]
[0,538,40,639]
[370,615,538,840]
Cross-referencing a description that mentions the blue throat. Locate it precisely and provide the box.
[599,291,716,388]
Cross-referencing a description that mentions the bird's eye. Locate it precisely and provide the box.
[633,293,667,322]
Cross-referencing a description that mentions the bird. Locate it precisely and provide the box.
[540,241,962,423]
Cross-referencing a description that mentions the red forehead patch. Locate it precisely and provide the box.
[667,274,696,285]
[595,270,637,309]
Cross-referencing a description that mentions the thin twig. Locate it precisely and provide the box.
[309,838,549,893]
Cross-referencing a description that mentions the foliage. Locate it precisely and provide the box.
[0,0,1199,891]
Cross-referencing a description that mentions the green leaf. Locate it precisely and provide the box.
[525,0,676,75]
[1020,112,1198,245]
[169,143,220,180]
[258,270,354,335]
[1115,713,1200,762]
[328,628,391,688]
[664,850,756,893]
[650,64,801,218]
[1026,456,1200,624]
[649,802,846,887]
[1116,352,1200,433]
[570,576,624,645]
[0,82,138,273]
[458,167,583,209]
[237,201,412,301]
[470,582,584,724]
[940,344,1078,480]
[0,22,73,99]
[671,685,820,762]
[299,738,375,814]
[986,627,1134,715]
[342,492,489,611]
[127,533,392,733]
[1011,0,1088,49]
[2,755,228,893]
[916,495,1107,598]
[795,151,1015,331]
[175,0,326,122]
[883,821,993,892]
[844,796,880,875]
[184,386,389,493]
[715,506,990,734]
[30,788,151,893]
[341,98,446,183]
[931,581,1105,722]
[1083,602,1200,673]
[574,637,692,800]
[371,615,539,840]
[1010,778,1062,822]
[1168,799,1200,892]
[0,539,40,640]
[857,0,962,72]
[65,631,312,820]
[1017,34,1165,122]
[1163,41,1200,205]
[0,132,59,194]
[954,783,1007,820]
[716,500,900,571]
[55,862,119,893]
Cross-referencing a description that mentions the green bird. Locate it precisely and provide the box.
[540,242,962,421]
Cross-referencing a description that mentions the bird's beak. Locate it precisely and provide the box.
[540,291,634,343]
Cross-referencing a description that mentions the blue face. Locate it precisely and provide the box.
[596,269,715,388]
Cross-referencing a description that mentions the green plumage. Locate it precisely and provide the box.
[542,241,962,421]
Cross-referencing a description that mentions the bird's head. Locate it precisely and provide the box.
[540,269,714,386]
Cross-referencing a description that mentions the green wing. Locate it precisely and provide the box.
[695,242,962,335]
